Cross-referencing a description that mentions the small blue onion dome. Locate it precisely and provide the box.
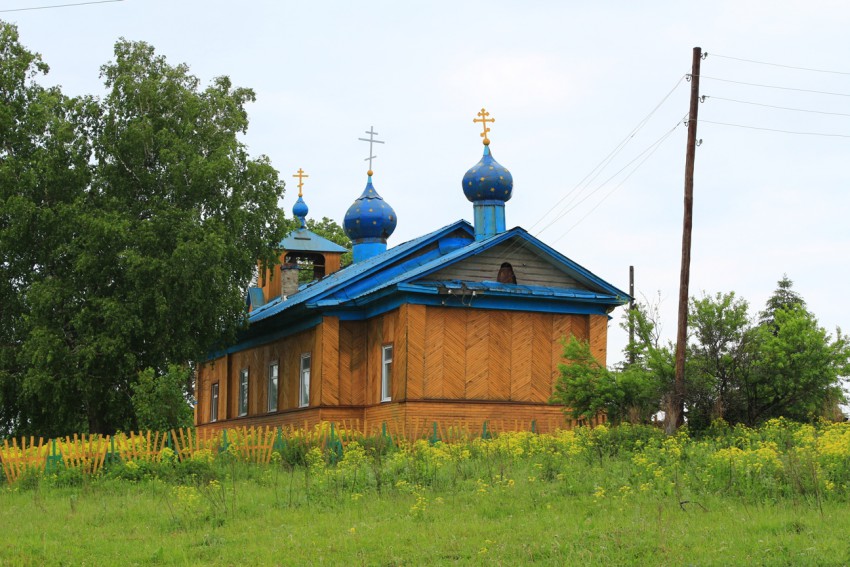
[292,196,309,228]
[343,176,397,241]
[462,144,513,202]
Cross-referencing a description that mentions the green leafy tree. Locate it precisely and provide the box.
[131,365,194,431]
[552,337,622,423]
[619,303,674,422]
[0,22,93,435]
[687,292,753,428]
[747,304,848,423]
[553,314,667,425]
[1,26,287,435]
[759,274,805,329]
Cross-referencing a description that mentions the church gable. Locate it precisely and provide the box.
[419,236,584,290]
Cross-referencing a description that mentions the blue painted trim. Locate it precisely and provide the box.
[327,237,474,302]
[249,220,475,323]
[208,313,323,358]
[352,241,387,263]
[324,290,613,321]
[357,226,630,303]
[279,227,348,253]
[473,202,506,241]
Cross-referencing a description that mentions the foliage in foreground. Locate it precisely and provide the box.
[554,276,849,430]
[4,421,850,565]
[6,420,850,504]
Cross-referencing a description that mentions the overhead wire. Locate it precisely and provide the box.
[551,116,686,243]
[526,74,687,237]
[698,75,850,98]
[706,53,850,76]
[492,76,688,263]
[0,0,122,12]
[504,51,848,273]
[695,119,850,139]
[697,51,850,139]
[702,96,850,118]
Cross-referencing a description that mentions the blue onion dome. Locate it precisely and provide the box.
[292,196,309,228]
[343,175,397,241]
[462,143,513,202]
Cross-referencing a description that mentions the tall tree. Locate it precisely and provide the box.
[0,22,93,434]
[687,292,753,428]
[746,279,848,423]
[1,26,287,435]
[759,274,805,329]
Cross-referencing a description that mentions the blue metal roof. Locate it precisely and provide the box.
[278,227,348,254]
[401,280,622,302]
[346,226,629,304]
[249,219,476,323]
[248,220,629,328]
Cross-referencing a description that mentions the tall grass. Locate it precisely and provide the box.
[2,419,850,565]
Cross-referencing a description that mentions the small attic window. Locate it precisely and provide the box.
[497,262,517,284]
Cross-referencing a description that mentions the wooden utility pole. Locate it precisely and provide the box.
[629,265,635,365]
[669,46,702,434]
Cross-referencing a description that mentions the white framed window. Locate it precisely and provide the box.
[299,353,311,408]
[238,368,249,417]
[267,361,279,413]
[381,344,393,402]
[210,383,219,422]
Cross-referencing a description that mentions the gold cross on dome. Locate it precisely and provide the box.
[292,168,309,197]
[473,108,495,144]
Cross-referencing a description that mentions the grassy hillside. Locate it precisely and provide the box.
[2,420,850,565]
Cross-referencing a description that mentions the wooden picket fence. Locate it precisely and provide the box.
[0,417,561,485]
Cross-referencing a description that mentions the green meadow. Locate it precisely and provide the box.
[3,421,850,565]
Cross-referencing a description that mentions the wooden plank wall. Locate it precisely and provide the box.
[333,310,400,408]
[420,239,582,288]
[197,306,609,429]
[195,327,317,426]
[588,314,608,365]
[379,401,578,434]
[195,358,227,425]
[405,306,603,404]
[198,407,326,433]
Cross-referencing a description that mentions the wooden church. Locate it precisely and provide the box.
[195,111,629,433]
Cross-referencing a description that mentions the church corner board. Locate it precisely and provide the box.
[196,114,629,434]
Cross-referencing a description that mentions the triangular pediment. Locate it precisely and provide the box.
[419,236,588,290]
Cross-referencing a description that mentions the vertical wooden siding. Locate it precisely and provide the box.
[196,305,609,427]
[403,306,604,404]
[588,314,608,365]
[334,310,400,407]
[195,357,227,425]
[195,327,317,425]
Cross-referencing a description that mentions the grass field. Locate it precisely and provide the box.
[2,420,850,565]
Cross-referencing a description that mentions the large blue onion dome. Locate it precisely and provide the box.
[292,196,309,228]
[462,143,513,203]
[343,175,397,241]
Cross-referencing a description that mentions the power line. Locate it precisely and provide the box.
[530,74,687,237]
[698,75,850,98]
[702,96,850,118]
[706,53,850,76]
[697,119,850,138]
[550,119,684,243]
[0,0,123,13]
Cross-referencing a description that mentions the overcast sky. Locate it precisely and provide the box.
[6,0,850,365]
